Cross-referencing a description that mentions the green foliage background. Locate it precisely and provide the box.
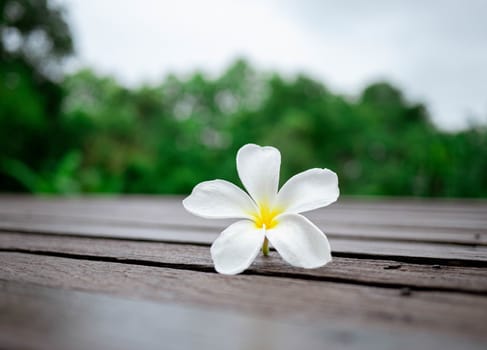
[1,0,486,197]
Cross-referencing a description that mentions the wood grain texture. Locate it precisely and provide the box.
[1,220,486,264]
[0,196,485,230]
[1,232,486,293]
[2,280,484,350]
[0,196,485,251]
[1,252,487,341]
[1,195,486,350]
[1,211,485,246]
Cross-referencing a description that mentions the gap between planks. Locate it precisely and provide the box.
[0,204,484,232]
[0,232,486,295]
[1,251,486,341]
[1,226,486,265]
[0,196,485,231]
[1,212,485,246]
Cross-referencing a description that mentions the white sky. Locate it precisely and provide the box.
[62,0,487,131]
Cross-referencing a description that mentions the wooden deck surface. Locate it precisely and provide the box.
[0,195,486,350]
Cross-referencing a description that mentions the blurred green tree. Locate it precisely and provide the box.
[0,5,485,197]
[0,0,74,191]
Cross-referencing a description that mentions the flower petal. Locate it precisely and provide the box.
[183,180,257,219]
[236,144,281,205]
[266,213,332,268]
[211,220,265,275]
[275,168,339,213]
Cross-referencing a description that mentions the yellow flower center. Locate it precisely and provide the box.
[252,203,282,229]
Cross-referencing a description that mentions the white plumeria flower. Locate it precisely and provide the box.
[183,144,339,275]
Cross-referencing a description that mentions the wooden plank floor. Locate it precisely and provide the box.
[0,196,486,350]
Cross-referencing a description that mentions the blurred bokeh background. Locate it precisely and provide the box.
[1,0,486,197]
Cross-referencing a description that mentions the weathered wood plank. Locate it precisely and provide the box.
[1,196,485,349]
[0,196,485,231]
[1,232,485,293]
[1,221,486,264]
[2,195,486,212]
[1,280,484,350]
[1,211,485,246]
[1,252,486,341]
[1,195,485,250]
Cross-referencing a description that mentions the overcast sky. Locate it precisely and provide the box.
[62,0,487,130]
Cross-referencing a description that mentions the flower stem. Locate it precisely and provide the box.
[262,237,269,256]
